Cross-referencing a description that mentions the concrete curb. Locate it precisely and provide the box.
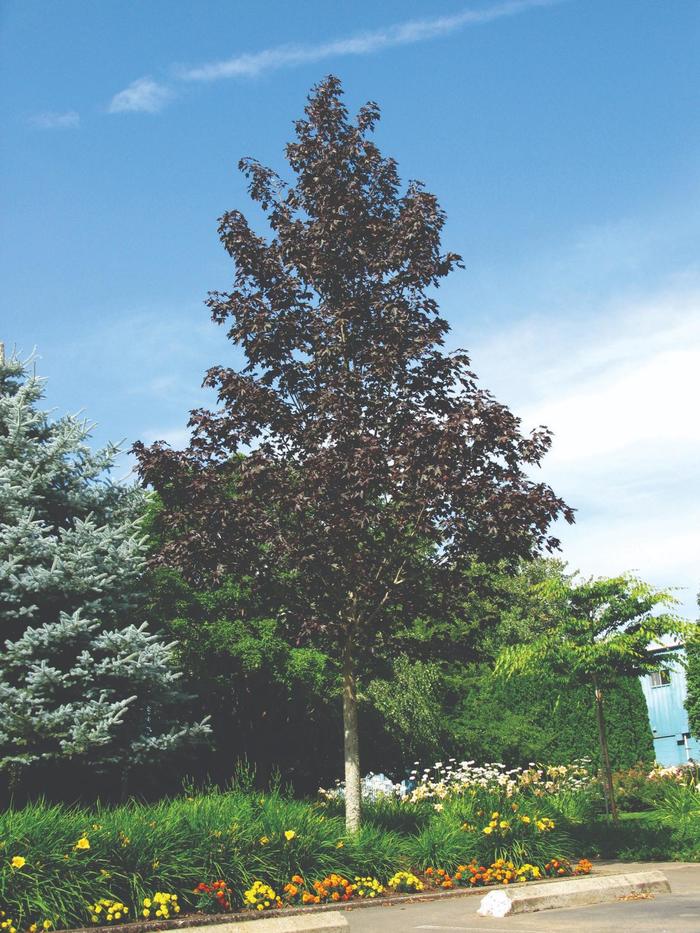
[173,914,347,932]
[477,870,671,917]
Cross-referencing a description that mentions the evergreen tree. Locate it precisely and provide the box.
[0,350,209,787]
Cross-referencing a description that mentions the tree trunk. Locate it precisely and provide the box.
[593,677,618,820]
[342,636,361,832]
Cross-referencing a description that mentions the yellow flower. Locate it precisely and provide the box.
[75,837,90,850]
[10,856,26,869]
[482,826,493,834]
[336,841,344,848]
[259,835,269,845]
[284,829,296,841]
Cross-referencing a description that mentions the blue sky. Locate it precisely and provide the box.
[2,0,699,614]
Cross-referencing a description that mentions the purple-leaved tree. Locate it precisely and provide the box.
[134,77,574,830]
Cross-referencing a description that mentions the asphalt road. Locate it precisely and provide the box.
[344,862,700,933]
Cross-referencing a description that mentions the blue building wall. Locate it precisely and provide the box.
[640,648,700,766]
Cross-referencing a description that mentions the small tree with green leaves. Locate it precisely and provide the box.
[496,573,688,819]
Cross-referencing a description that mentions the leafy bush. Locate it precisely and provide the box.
[651,767,700,837]
[612,763,686,812]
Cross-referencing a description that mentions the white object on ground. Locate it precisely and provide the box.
[477,889,513,917]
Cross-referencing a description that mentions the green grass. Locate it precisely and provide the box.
[0,784,588,929]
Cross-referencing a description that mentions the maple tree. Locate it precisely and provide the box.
[134,77,573,830]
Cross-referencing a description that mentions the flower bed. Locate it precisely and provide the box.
[0,766,598,930]
[1,858,593,931]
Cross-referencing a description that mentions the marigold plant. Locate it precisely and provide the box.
[353,876,384,898]
[425,867,453,889]
[141,893,180,920]
[453,863,490,887]
[282,875,306,905]
[543,858,572,877]
[387,871,424,893]
[87,900,129,924]
[243,881,281,911]
[0,910,17,933]
[193,880,232,913]
[513,863,542,882]
[302,874,354,904]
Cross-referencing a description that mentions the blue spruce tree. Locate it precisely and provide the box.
[0,349,209,791]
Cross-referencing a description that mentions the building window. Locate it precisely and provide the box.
[650,669,671,688]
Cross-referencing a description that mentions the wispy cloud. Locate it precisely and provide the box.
[471,280,700,616]
[180,0,557,82]
[108,76,173,114]
[29,110,80,129]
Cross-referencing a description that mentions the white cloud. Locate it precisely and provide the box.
[471,282,700,616]
[108,77,173,114]
[29,110,80,129]
[180,0,558,82]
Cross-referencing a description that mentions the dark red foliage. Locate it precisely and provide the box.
[133,76,574,645]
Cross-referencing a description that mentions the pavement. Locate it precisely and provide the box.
[343,862,700,932]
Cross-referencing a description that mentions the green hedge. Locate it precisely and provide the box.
[447,668,654,771]
[685,627,700,739]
